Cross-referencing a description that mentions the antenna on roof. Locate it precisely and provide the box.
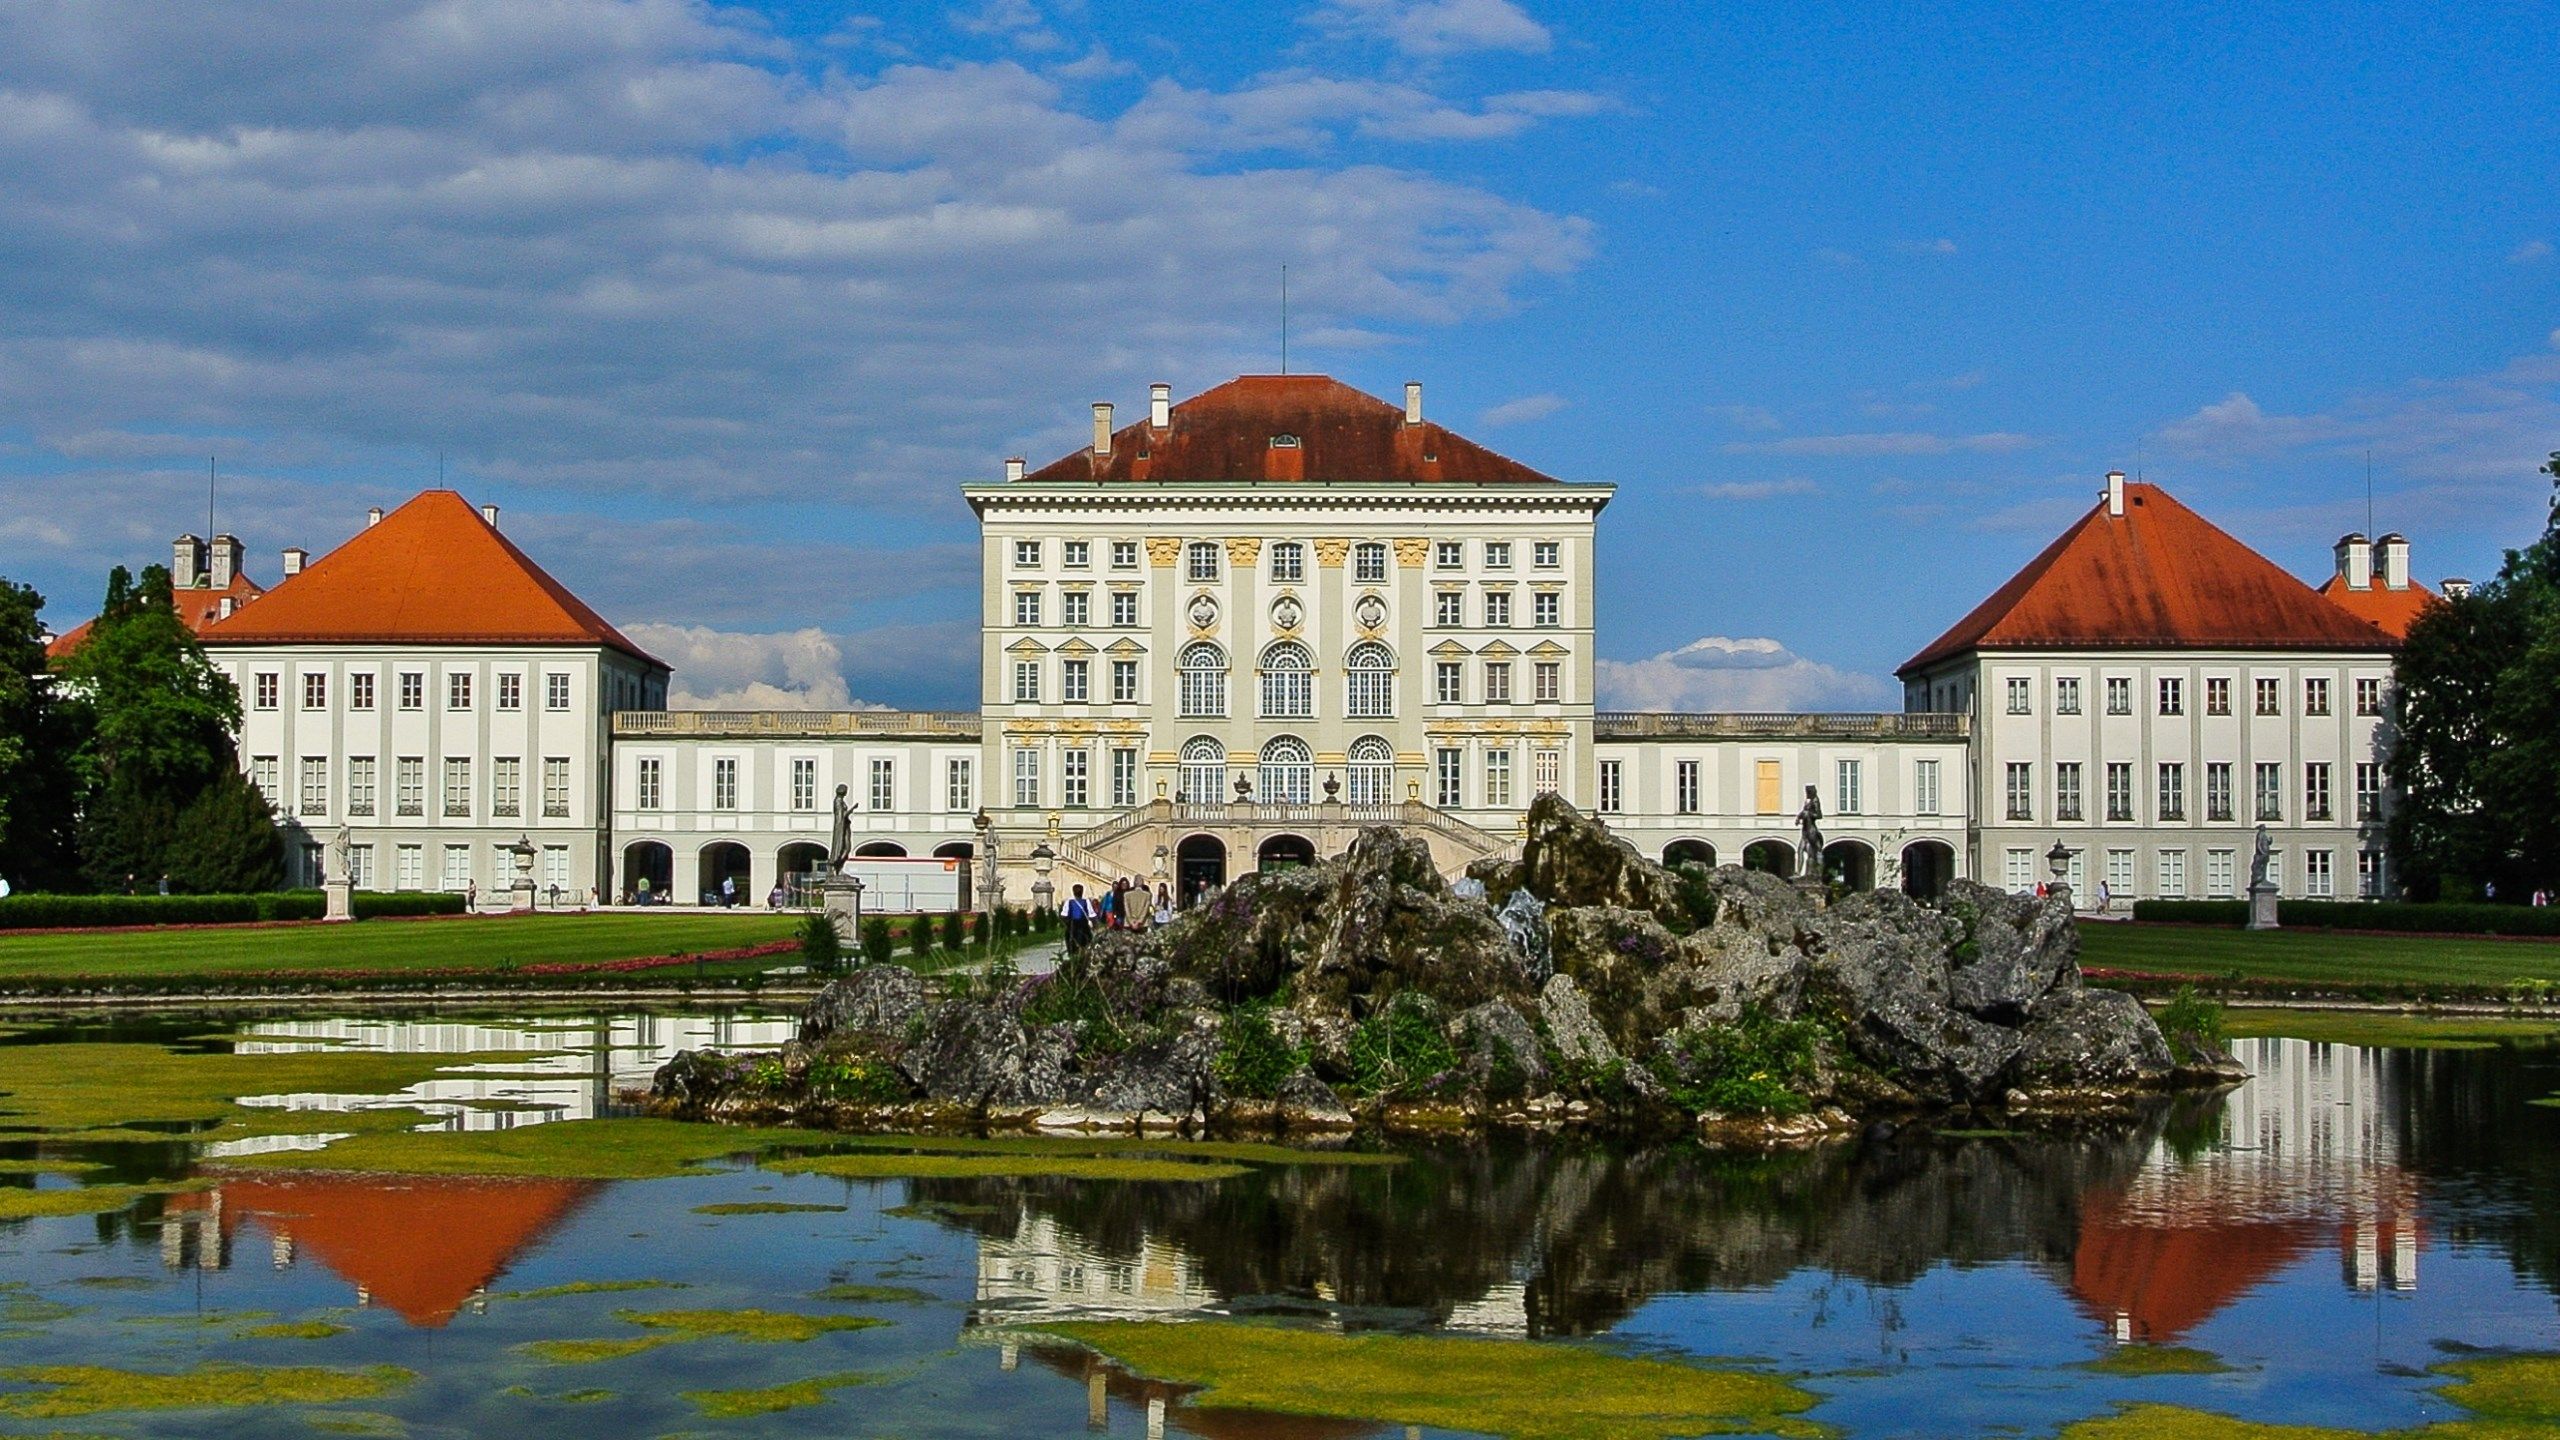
[438,451,446,487]
[2365,449,2375,539]
[1279,264,1289,375]
[207,455,216,542]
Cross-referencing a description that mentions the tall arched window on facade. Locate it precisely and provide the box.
[1259,736,1313,805]
[1344,641,1394,718]
[1178,736,1225,805]
[1178,642,1227,718]
[1347,735,1395,807]
[1260,641,1313,718]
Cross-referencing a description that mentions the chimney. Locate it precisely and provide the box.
[1404,381,1423,426]
[480,503,500,529]
[208,534,240,591]
[1149,383,1171,429]
[172,534,203,590]
[366,506,383,528]
[1091,402,1113,458]
[2442,577,2473,600]
[2377,532,2409,591]
[2333,532,2372,591]
[2103,470,2125,517]
[281,547,307,577]
[1005,456,1025,482]
[218,597,236,620]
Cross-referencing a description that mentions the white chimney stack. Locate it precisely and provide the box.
[2442,576,2473,600]
[2334,533,2372,591]
[480,503,500,529]
[172,535,203,590]
[2377,532,2409,591]
[1150,383,1171,429]
[2104,470,2125,517]
[366,506,383,528]
[1092,402,1113,458]
[1005,456,1025,482]
[281,547,307,577]
[218,597,235,620]
[208,534,240,591]
[1404,381,1423,425]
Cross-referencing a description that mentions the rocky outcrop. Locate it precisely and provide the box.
[652,793,2230,1137]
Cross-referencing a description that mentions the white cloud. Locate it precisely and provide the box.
[1703,403,1780,432]
[1722,431,2038,457]
[1307,0,1552,56]
[2510,239,2552,265]
[1810,247,1861,269]
[1477,392,1567,426]
[1596,636,1897,713]
[2149,391,2335,458]
[1696,477,1814,500]
[618,624,885,711]
[2150,353,2560,489]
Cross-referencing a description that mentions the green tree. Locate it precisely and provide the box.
[59,565,239,800]
[0,577,85,889]
[167,768,286,894]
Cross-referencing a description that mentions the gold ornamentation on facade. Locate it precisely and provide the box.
[1145,537,1182,567]
[1392,537,1430,568]
[1223,536,1263,566]
[1312,538,1350,567]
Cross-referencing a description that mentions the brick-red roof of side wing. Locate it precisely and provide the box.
[2316,573,2438,640]
[1020,375,1561,485]
[1898,482,2398,675]
[43,569,264,662]
[198,490,664,667]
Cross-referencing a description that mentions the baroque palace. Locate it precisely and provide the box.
[76,375,2438,909]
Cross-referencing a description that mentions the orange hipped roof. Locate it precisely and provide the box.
[2316,573,2438,640]
[1022,375,1561,486]
[1901,482,2399,674]
[2069,1190,2320,1343]
[199,490,662,667]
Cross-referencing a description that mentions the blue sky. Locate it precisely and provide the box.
[2,0,2554,710]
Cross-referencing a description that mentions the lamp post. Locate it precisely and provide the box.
[2046,839,2073,906]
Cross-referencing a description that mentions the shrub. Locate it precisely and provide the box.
[0,890,476,929]
[941,910,965,952]
[2129,898,2560,936]
[799,911,843,976]
[1213,1005,1309,1098]
[805,1053,908,1104]
[1666,862,1720,934]
[1646,1008,1827,1117]
[349,891,468,919]
[2153,984,2228,1064]
[909,916,933,960]
[860,915,894,967]
[1346,994,1457,1097]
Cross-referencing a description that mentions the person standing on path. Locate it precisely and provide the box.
[1062,884,1094,954]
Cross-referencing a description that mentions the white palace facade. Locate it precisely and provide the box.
[109,374,2433,909]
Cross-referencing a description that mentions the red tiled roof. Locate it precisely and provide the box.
[43,572,263,662]
[2068,1189,2319,1342]
[199,490,663,667]
[1899,482,2399,674]
[1021,375,1560,486]
[2316,573,2437,640]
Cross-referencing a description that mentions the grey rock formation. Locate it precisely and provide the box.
[1536,974,1618,1069]
[799,965,928,1045]
[1452,999,1549,1096]
[1494,886,1554,983]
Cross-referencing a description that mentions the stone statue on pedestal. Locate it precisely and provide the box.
[2249,825,2273,890]
[2246,824,2280,930]
[1795,785,1825,879]
[323,824,355,922]
[827,784,853,870]
[327,825,352,882]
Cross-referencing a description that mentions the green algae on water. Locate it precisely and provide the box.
[0,1180,211,1221]
[492,1279,686,1303]
[517,1336,678,1365]
[1034,1320,1825,1440]
[2055,1351,2560,1439]
[883,1200,997,1221]
[765,1153,1249,1183]
[0,1363,410,1419]
[691,1201,847,1216]
[225,1117,821,1179]
[2433,1352,2560,1423]
[240,1321,351,1340]
[2080,1345,2233,1377]
[813,1283,930,1304]
[0,1159,105,1174]
[613,1308,889,1343]
[303,1410,407,1436]
[683,1372,876,1418]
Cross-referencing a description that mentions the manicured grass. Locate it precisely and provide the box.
[0,911,799,984]
[0,1362,411,1419]
[2218,1008,2560,1049]
[2080,921,2560,992]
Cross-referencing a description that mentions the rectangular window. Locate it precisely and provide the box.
[1354,543,1389,583]
[2305,677,2331,716]
[1111,659,1138,703]
[1914,758,1941,815]
[2106,677,2131,715]
[1755,759,1782,814]
[791,757,816,811]
[2157,762,2186,821]
[1486,748,1513,808]
[2358,849,2384,898]
[1062,658,1090,703]
[298,756,327,815]
[1532,592,1560,628]
[2055,762,2083,821]
[546,672,571,710]
[2254,762,2283,821]
[442,757,472,816]
[1110,748,1138,808]
[302,672,327,709]
[1062,539,1090,569]
[636,757,661,810]
[2007,677,2031,715]
[1062,591,1090,627]
[1269,543,1304,583]
[1013,591,1041,627]
[2206,848,2237,899]
[2204,677,2231,716]
[2254,677,2280,716]
[396,757,424,816]
[2205,762,2234,822]
[541,845,569,888]
[2106,762,2134,822]
[254,673,279,710]
[2355,762,2381,821]
[1110,540,1138,569]
[348,844,374,889]
[1435,591,1464,627]
[492,756,521,817]
[1484,662,1512,703]
[1534,540,1560,568]
[712,757,737,811]
[1675,759,1700,814]
[399,672,424,711]
[447,672,472,710]
[2158,677,2184,715]
[542,757,568,817]
[350,673,375,710]
[2055,676,2081,714]
[870,757,895,812]
[1484,541,1511,569]
[442,845,471,892]
[496,673,521,711]
[1435,662,1462,705]
[1187,543,1220,582]
[347,757,376,816]
[1436,748,1464,808]
[1599,759,1624,813]
[2004,848,2035,892]
[396,844,423,891]
[1063,749,1089,809]
[1484,591,1511,627]
[1434,540,1463,570]
[2306,848,2334,898]
[1110,592,1139,627]
[2158,849,2187,898]
[1013,539,1041,567]
[2355,677,2384,716]
[1534,748,1560,795]
[2106,848,2135,898]
[1012,661,1041,703]
[2006,763,2034,820]
[1836,758,1863,815]
[2304,763,2333,821]
[946,757,973,812]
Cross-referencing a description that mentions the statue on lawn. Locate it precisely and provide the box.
[828,784,853,870]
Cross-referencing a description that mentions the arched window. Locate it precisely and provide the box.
[1178,736,1225,806]
[1178,642,1227,718]
[1259,736,1313,806]
[1344,641,1394,718]
[1260,641,1313,718]
[1353,542,1389,584]
[1347,735,1395,807]
[1186,542,1221,582]
[1269,541,1305,583]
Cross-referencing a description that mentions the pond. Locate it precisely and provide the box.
[0,1009,2554,1437]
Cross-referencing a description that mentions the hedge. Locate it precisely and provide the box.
[2129,898,2560,936]
[0,890,466,931]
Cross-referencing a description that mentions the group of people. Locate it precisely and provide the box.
[1060,876,1177,954]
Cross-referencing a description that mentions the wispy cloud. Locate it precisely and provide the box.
[1703,403,1780,432]
[1696,477,1814,500]
[2510,239,2553,265]
[1477,392,1567,426]
[1306,0,1552,56]
[1596,636,1896,712]
[1722,431,2038,457]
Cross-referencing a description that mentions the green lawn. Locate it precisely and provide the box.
[2080,920,2560,992]
[0,911,801,984]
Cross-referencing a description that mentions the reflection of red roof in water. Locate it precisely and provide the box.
[177,1173,596,1326]
[2068,1189,2321,1342]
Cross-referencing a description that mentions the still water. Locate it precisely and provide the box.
[1,1012,2554,1438]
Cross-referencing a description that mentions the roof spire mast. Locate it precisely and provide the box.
[1279,263,1289,375]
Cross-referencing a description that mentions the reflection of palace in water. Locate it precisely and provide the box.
[2070,1037,2422,1343]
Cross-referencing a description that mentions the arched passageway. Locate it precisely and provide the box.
[1901,840,1957,902]
[1257,834,1316,872]
[854,841,908,858]
[1741,839,1796,879]
[1663,839,1717,870]
[933,841,975,910]
[698,842,751,907]
[1176,834,1227,905]
[776,842,828,907]
[621,841,673,904]
[1822,840,1875,892]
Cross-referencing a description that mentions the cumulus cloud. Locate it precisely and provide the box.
[1307,0,1552,56]
[1695,477,1814,500]
[1722,431,2038,457]
[1477,392,1567,426]
[1596,636,1897,713]
[618,624,884,711]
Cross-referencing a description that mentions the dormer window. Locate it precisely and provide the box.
[1269,434,1300,449]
